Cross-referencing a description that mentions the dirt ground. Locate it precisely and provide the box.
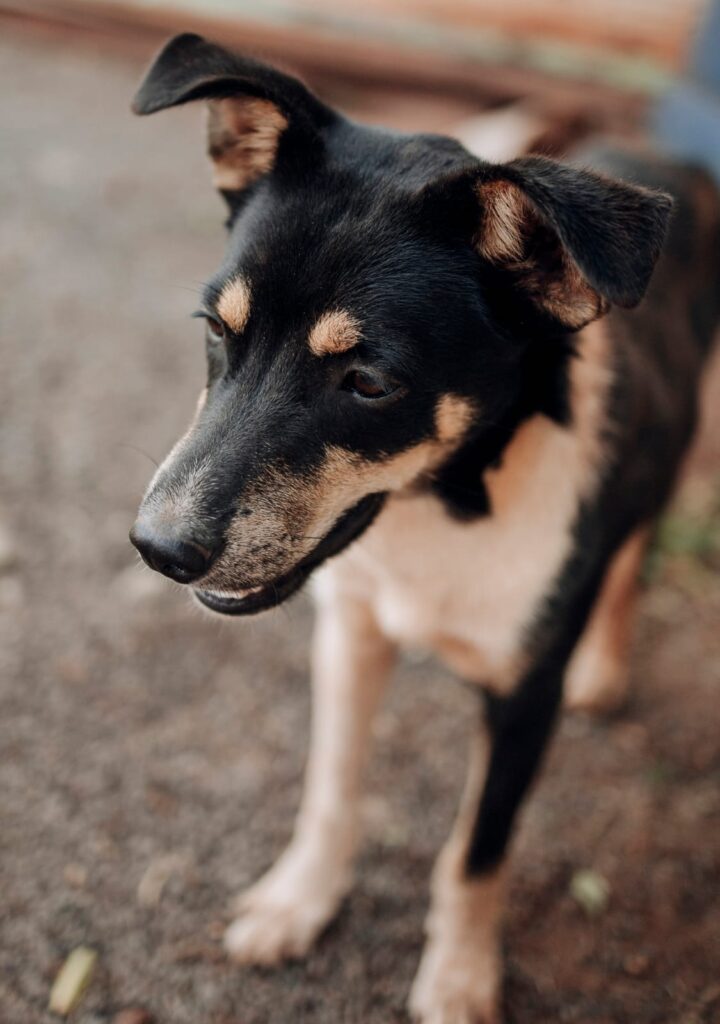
[1,23,719,1024]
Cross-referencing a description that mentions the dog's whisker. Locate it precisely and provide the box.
[115,442,160,469]
[169,283,206,295]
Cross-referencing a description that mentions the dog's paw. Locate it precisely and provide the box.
[224,894,333,965]
[409,932,501,1024]
[224,845,350,965]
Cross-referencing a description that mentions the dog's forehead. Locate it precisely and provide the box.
[203,127,484,354]
[221,122,474,273]
[228,175,416,274]
[211,190,450,345]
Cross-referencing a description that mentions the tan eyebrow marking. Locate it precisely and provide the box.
[308,310,361,357]
[217,277,251,334]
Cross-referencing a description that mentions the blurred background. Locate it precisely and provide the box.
[1,2,719,1022]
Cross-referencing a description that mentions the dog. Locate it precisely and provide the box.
[129,33,720,1023]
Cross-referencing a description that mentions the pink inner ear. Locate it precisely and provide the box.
[207,97,288,191]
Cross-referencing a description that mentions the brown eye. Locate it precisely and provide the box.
[343,369,396,400]
[206,317,226,342]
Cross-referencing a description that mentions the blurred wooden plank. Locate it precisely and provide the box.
[0,0,652,133]
[302,0,703,68]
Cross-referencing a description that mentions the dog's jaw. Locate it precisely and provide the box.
[193,491,386,615]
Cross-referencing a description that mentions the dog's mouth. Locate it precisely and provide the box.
[193,492,385,616]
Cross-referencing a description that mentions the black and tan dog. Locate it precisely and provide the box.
[129,34,720,1023]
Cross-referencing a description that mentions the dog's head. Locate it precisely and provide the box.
[129,34,672,615]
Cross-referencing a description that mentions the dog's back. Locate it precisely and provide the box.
[569,145,720,527]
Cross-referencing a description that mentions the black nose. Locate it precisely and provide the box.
[129,521,217,584]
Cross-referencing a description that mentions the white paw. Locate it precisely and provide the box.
[409,932,501,1024]
[223,845,350,965]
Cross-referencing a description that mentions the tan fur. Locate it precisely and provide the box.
[568,318,616,471]
[189,441,438,594]
[318,319,614,694]
[539,259,607,329]
[316,394,473,502]
[566,526,649,712]
[410,732,505,1023]
[217,277,251,335]
[475,179,528,263]
[434,394,475,444]
[225,595,395,964]
[208,98,288,191]
[307,310,361,357]
[476,179,606,330]
[490,319,613,516]
[410,869,504,1024]
[197,394,474,594]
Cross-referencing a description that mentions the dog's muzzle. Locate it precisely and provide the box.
[193,492,386,616]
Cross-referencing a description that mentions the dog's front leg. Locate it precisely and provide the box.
[225,593,396,964]
[410,659,565,1024]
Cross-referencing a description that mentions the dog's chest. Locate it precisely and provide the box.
[317,413,596,687]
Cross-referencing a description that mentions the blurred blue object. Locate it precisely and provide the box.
[653,0,720,184]
[692,0,720,92]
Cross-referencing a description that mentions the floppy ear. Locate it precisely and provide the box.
[132,33,334,204]
[466,156,673,330]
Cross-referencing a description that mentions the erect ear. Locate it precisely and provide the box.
[132,33,334,203]
[468,156,673,330]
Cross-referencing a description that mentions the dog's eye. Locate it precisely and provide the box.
[342,370,397,400]
[205,317,226,342]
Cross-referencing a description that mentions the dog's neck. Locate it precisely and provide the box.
[429,321,613,519]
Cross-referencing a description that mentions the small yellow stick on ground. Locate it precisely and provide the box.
[48,946,97,1016]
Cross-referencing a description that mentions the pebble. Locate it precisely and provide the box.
[137,852,193,907]
[623,952,650,976]
[63,863,88,889]
[112,1010,155,1024]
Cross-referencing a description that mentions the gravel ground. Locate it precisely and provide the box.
[1,24,719,1024]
